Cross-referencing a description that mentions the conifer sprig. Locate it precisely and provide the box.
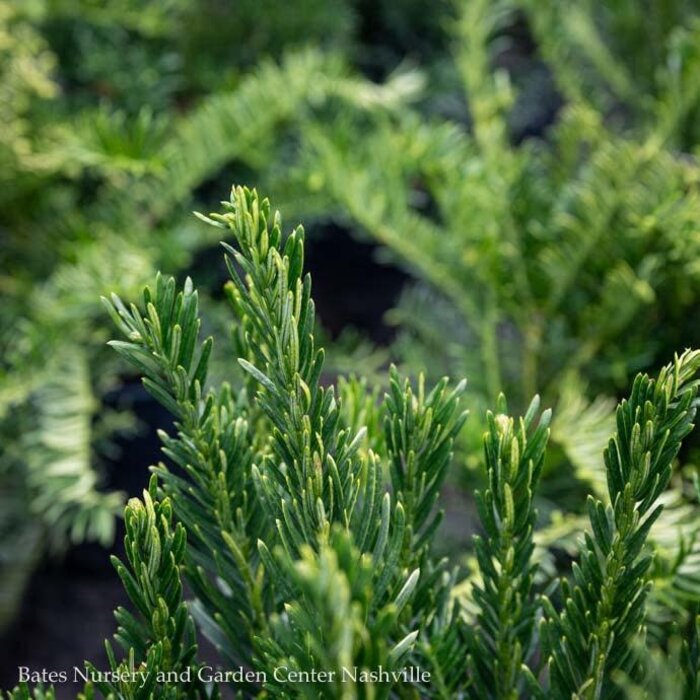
[103,269,266,671]
[468,395,551,700]
[7,184,700,699]
[88,476,213,699]
[383,366,468,566]
[543,350,700,699]
[98,186,469,695]
[206,187,376,550]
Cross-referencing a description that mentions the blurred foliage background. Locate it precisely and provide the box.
[2,0,700,666]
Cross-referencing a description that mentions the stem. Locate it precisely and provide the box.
[582,493,636,699]
[495,526,522,700]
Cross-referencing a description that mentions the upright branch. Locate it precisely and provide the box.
[542,350,700,699]
[383,365,468,567]
[468,394,551,700]
[92,476,214,699]
[103,270,265,672]
[100,187,471,692]
[206,187,380,553]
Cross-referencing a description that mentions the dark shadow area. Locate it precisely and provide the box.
[305,222,408,345]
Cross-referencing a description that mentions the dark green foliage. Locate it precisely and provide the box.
[99,187,467,696]
[468,396,551,699]
[542,351,700,699]
[0,0,418,634]
[6,481,214,700]
[217,194,374,553]
[104,268,265,672]
[5,187,700,700]
[5,0,700,696]
[273,1,700,652]
[9,0,700,657]
[90,477,214,699]
[383,368,468,566]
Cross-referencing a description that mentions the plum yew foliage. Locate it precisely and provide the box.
[7,187,700,699]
